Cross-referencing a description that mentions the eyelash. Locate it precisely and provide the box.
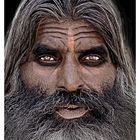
[79,54,106,67]
[35,53,106,67]
[36,54,61,66]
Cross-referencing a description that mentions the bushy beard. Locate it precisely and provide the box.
[5,71,135,140]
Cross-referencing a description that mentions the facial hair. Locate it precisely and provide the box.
[5,74,135,140]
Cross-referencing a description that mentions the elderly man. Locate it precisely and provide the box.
[5,0,135,140]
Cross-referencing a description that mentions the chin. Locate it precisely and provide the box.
[5,77,135,140]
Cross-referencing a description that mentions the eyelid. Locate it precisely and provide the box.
[79,51,106,59]
[38,54,57,60]
[79,53,106,67]
[33,44,59,56]
[35,55,61,67]
[34,51,62,66]
[33,50,58,57]
[34,53,58,62]
[33,45,61,60]
[81,54,102,60]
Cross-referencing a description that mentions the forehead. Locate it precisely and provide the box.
[35,19,105,51]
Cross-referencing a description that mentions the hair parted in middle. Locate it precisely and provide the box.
[5,0,135,93]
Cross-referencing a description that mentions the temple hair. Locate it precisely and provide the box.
[5,0,135,93]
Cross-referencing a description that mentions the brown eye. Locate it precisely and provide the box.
[84,55,100,61]
[80,54,105,67]
[37,55,61,66]
[40,56,55,61]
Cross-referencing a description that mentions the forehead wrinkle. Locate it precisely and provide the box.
[73,31,100,37]
[37,30,67,37]
[36,20,104,51]
[35,35,66,51]
[73,25,96,32]
[67,28,75,51]
[37,21,68,37]
[74,35,102,42]
[37,27,67,45]
[38,26,68,31]
[36,25,67,50]
[72,26,102,50]
[73,32,103,50]
[75,36,103,50]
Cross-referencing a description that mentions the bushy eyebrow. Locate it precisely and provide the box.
[78,46,108,57]
[32,43,108,58]
[33,43,58,56]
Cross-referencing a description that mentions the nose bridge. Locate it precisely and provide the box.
[62,54,82,91]
[57,26,83,91]
[67,27,75,52]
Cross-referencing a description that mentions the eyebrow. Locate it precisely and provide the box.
[33,43,58,55]
[78,46,108,57]
[33,44,108,58]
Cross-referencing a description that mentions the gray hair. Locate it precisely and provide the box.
[5,0,135,93]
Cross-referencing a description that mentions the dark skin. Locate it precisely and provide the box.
[20,19,116,96]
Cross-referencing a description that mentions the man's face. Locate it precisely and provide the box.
[5,20,135,140]
[20,20,116,120]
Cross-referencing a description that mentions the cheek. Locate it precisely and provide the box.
[20,61,116,94]
[20,62,59,91]
[79,63,116,93]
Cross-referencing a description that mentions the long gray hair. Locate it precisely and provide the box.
[5,1,135,140]
[5,0,135,94]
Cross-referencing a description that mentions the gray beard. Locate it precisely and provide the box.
[5,70,135,140]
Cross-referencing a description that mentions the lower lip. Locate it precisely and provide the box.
[56,107,88,120]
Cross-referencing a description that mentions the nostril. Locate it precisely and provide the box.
[57,86,66,90]
[66,84,84,92]
[76,85,84,93]
[78,85,84,89]
[57,85,84,93]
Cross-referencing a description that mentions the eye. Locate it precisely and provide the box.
[79,54,105,67]
[84,55,100,61]
[37,54,61,66]
[40,56,55,61]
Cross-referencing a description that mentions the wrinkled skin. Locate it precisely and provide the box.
[20,20,116,95]
[5,0,136,137]
[7,20,132,140]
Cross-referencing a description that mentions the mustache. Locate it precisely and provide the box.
[6,84,115,124]
[5,81,116,139]
[5,74,135,140]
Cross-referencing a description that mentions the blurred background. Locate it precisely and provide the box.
[4,0,136,61]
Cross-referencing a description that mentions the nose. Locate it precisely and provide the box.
[58,55,83,92]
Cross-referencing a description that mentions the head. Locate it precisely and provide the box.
[5,0,135,140]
